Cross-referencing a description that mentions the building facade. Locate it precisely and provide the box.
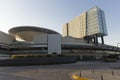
[0,6,110,56]
[9,26,62,54]
[86,6,107,36]
[0,31,15,44]
[0,26,88,55]
[63,6,107,45]
[63,12,86,38]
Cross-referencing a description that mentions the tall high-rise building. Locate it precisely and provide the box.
[63,12,86,38]
[62,6,107,45]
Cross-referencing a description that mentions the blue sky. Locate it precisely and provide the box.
[0,0,120,46]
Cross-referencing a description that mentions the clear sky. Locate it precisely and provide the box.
[0,0,120,46]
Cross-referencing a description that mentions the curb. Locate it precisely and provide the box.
[72,73,91,80]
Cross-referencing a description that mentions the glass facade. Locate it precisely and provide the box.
[86,6,107,36]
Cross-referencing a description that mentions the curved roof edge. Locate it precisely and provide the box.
[9,26,60,35]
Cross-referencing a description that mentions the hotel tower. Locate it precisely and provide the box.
[63,6,107,45]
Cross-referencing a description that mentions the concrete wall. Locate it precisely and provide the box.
[33,34,47,44]
[0,31,14,44]
[48,34,61,54]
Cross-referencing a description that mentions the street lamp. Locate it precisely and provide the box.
[117,43,120,54]
[117,43,120,49]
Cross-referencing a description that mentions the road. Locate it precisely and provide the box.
[0,60,120,80]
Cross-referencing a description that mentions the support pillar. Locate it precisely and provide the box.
[66,23,69,36]
[101,36,104,45]
[95,35,98,46]
[86,37,90,44]
[93,37,95,44]
[86,37,89,43]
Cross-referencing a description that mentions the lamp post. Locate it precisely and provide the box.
[117,43,120,49]
[117,43,120,54]
[117,43,120,59]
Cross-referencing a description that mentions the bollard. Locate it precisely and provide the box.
[93,69,94,74]
[36,68,39,73]
[100,74,103,80]
[112,71,114,76]
[80,72,81,77]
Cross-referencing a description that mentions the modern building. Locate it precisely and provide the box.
[0,26,62,55]
[1,6,117,59]
[0,31,15,54]
[0,26,89,55]
[63,12,87,38]
[63,6,107,45]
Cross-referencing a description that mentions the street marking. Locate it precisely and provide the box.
[72,74,91,80]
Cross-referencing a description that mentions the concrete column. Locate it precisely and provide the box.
[86,37,91,44]
[80,56,83,60]
[95,35,98,46]
[66,23,69,36]
[93,37,96,44]
[101,36,104,45]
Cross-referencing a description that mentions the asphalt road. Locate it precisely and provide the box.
[0,60,120,80]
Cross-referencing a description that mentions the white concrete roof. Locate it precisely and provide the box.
[9,26,59,41]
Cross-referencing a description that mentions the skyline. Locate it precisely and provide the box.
[0,0,120,46]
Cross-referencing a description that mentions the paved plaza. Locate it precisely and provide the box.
[0,60,120,80]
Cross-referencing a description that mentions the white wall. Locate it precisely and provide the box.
[33,34,47,44]
[48,34,61,54]
[0,31,14,44]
